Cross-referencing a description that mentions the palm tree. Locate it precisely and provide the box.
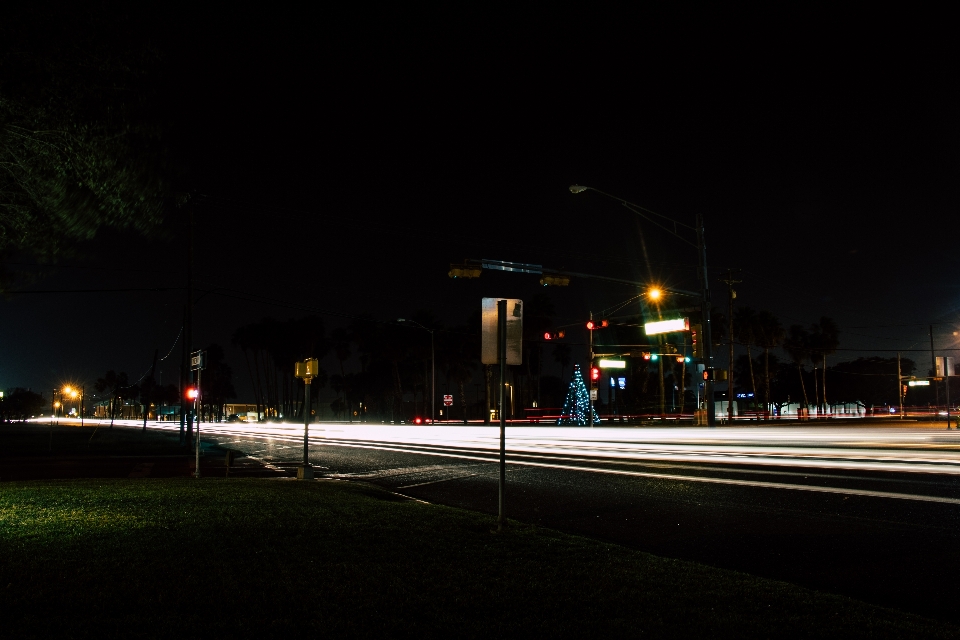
[330,327,352,418]
[94,370,129,429]
[756,310,784,411]
[783,325,811,409]
[809,317,840,416]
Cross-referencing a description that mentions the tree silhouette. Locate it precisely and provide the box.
[808,317,840,414]
[94,370,130,429]
[783,325,811,407]
[756,310,785,410]
[0,8,168,288]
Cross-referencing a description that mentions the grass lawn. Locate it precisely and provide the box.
[1,478,956,638]
[0,422,186,456]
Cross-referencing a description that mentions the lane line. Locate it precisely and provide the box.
[397,472,484,489]
[311,440,960,505]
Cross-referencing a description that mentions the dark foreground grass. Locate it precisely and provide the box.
[0,422,185,456]
[1,479,954,639]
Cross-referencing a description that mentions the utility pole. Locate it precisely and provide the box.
[720,269,741,423]
[897,352,903,420]
[696,215,716,426]
[930,325,940,407]
[589,311,595,427]
[497,299,507,532]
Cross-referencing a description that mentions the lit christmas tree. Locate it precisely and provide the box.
[557,364,600,425]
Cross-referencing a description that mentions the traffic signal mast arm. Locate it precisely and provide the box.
[459,258,700,297]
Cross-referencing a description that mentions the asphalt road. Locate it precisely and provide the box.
[159,420,960,623]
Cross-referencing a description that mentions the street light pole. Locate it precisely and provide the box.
[571,185,716,426]
[398,319,435,423]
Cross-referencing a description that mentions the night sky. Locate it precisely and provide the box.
[2,7,957,401]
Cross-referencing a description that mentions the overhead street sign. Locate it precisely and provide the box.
[598,359,626,369]
[644,318,689,335]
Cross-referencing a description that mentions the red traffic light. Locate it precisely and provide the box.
[544,330,566,340]
[186,387,199,400]
[544,332,553,340]
[590,367,601,381]
[642,352,651,360]
[586,321,596,330]
[586,320,609,330]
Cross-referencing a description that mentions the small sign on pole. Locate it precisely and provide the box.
[443,394,453,406]
[190,350,206,371]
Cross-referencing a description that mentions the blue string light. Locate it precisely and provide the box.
[557,364,600,425]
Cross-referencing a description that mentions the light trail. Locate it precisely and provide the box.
[53,419,960,502]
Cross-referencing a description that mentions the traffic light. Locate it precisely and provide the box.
[590,367,601,382]
[586,319,609,330]
[691,324,702,359]
[676,356,685,364]
[539,275,570,286]
[185,387,199,400]
[642,352,651,360]
[543,330,566,340]
[448,264,482,278]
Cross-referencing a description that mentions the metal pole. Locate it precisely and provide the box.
[193,369,201,478]
[589,311,595,427]
[80,386,84,428]
[946,365,952,430]
[302,378,314,475]
[931,325,939,409]
[898,353,903,420]
[497,299,507,532]
[431,330,436,424]
[697,215,715,426]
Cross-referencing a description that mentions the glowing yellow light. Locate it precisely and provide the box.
[647,288,662,300]
[53,401,61,408]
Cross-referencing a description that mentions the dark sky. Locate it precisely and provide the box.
[2,7,958,399]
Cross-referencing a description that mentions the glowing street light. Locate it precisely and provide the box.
[647,287,662,301]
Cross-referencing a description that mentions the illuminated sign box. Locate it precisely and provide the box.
[598,359,626,369]
[644,318,689,335]
[908,380,930,387]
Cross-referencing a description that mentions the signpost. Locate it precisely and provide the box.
[481,297,522,533]
[294,358,320,479]
[443,394,453,406]
[190,350,205,478]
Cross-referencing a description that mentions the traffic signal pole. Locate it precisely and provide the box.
[589,311,595,427]
[497,299,507,532]
[567,186,717,427]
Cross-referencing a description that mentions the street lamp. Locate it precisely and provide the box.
[398,318,435,423]
[569,184,716,426]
